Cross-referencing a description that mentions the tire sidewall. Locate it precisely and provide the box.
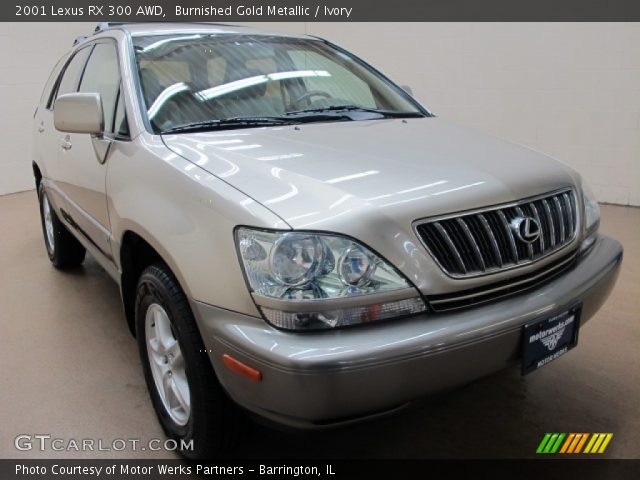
[38,184,55,261]
[135,269,199,452]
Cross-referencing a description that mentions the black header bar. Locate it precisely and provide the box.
[3,459,640,480]
[4,0,640,22]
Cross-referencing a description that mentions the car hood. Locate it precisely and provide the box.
[162,118,579,230]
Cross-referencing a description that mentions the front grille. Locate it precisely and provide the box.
[414,189,578,278]
[427,251,578,312]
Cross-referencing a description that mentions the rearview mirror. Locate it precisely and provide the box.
[54,93,104,134]
[400,85,414,96]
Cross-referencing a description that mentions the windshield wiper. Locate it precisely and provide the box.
[159,107,418,134]
[285,105,426,119]
[160,116,299,134]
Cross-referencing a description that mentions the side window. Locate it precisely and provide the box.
[113,89,130,138]
[79,42,120,133]
[41,55,66,107]
[50,46,92,108]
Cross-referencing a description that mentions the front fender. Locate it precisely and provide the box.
[106,133,286,317]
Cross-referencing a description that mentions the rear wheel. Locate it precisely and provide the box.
[38,183,86,269]
[135,264,243,459]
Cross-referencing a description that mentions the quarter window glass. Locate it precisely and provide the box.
[80,43,120,133]
[55,47,92,102]
[113,89,130,137]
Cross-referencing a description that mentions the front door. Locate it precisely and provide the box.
[55,40,121,260]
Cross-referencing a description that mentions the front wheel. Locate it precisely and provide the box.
[135,264,243,459]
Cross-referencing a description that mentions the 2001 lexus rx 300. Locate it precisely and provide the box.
[32,23,623,458]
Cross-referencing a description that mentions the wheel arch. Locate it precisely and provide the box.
[118,228,192,337]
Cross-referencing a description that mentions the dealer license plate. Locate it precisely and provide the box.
[521,305,581,375]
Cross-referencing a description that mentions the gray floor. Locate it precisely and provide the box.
[1,190,638,459]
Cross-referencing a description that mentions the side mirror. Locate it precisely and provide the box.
[400,85,414,96]
[54,93,104,134]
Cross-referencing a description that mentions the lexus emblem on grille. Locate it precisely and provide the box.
[511,216,541,243]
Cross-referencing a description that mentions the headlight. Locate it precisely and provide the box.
[582,180,600,236]
[236,228,426,331]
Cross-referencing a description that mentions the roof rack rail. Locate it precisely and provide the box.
[80,22,246,46]
[93,21,240,34]
[94,22,130,33]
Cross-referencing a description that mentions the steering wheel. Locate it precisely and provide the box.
[294,90,333,107]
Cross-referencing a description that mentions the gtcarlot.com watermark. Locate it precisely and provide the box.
[14,434,193,452]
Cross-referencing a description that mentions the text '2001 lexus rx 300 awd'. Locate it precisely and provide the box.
[32,23,623,458]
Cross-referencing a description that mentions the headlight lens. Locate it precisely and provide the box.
[270,234,323,286]
[582,180,600,236]
[338,244,376,286]
[236,228,426,330]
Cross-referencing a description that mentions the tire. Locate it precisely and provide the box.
[38,183,86,269]
[135,264,243,459]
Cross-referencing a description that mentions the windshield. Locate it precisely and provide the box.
[132,34,427,133]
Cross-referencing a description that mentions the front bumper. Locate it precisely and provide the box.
[192,234,622,428]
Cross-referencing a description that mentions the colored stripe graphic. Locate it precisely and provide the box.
[537,433,613,454]
[567,433,582,453]
[536,433,552,453]
[584,433,614,454]
[584,433,598,453]
[559,433,574,453]
[591,434,606,453]
[598,434,613,453]
[550,433,565,453]
[537,433,564,454]
[544,433,559,453]
[574,434,588,453]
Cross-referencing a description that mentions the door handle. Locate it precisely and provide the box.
[38,123,45,133]
[60,136,72,151]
